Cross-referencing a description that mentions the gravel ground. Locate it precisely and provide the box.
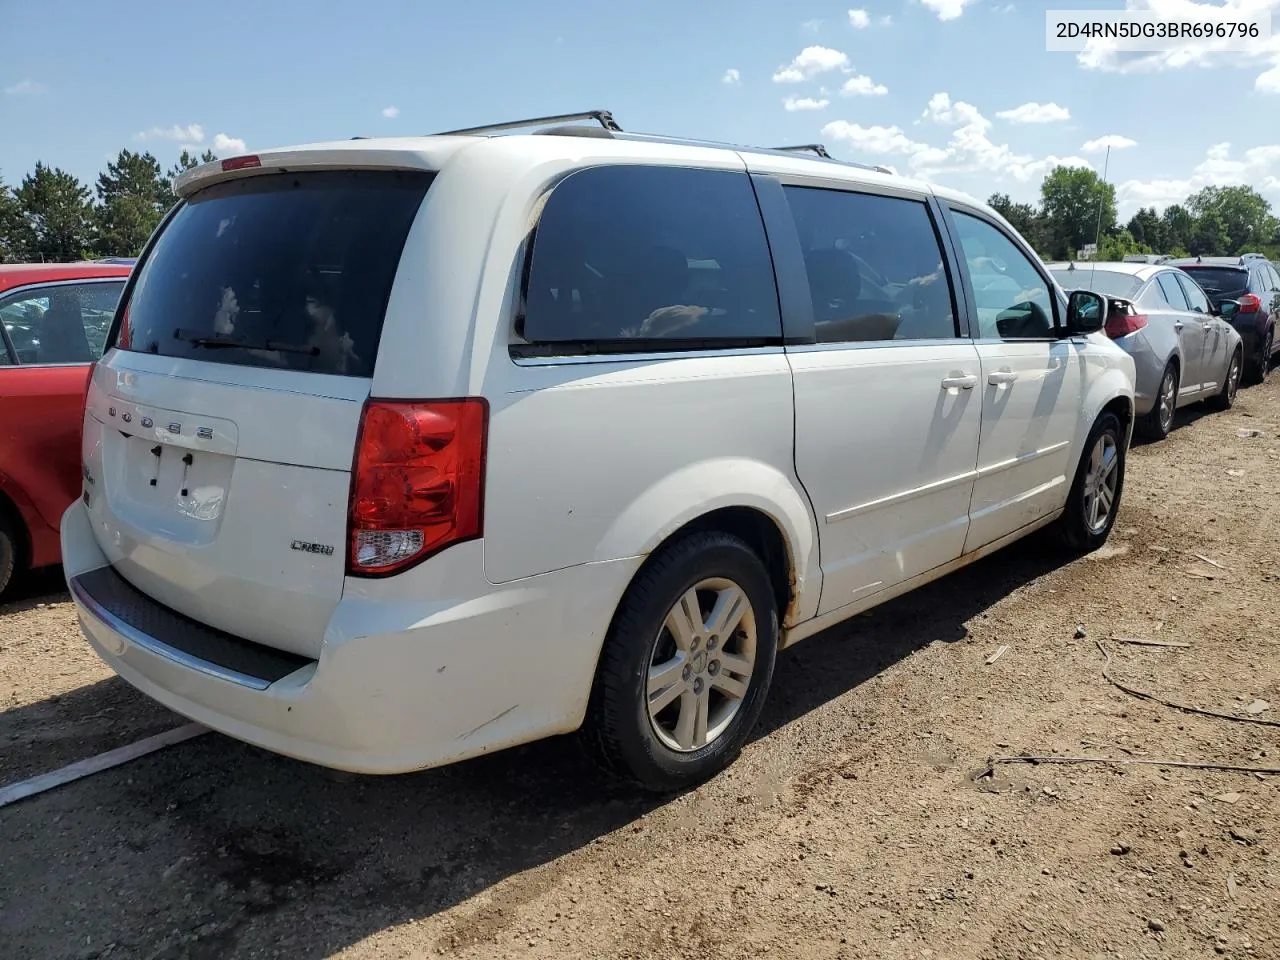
[2,382,1279,960]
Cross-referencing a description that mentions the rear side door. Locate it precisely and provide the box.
[762,177,982,616]
[1175,272,1219,392]
[1152,271,1206,393]
[0,278,124,561]
[941,206,1081,551]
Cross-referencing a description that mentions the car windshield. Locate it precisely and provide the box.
[1176,267,1250,297]
[1048,269,1141,300]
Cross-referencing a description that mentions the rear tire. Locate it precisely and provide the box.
[1208,347,1242,411]
[1056,411,1125,553]
[583,530,779,793]
[1136,362,1177,442]
[0,512,16,600]
[1247,327,1273,385]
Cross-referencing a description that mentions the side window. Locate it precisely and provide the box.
[1177,273,1211,314]
[519,165,781,350]
[950,211,1055,339]
[0,281,125,364]
[783,186,957,342]
[1265,264,1280,291]
[1155,272,1189,310]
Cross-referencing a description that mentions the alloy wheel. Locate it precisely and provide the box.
[1082,433,1120,535]
[646,577,757,752]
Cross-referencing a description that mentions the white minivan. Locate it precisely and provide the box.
[63,112,1134,792]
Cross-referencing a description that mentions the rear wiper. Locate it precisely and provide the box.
[173,329,320,356]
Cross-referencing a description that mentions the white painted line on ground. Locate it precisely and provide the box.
[0,723,209,809]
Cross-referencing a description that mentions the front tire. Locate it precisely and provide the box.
[1136,362,1177,442]
[584,531,779,793]
[1057,411,1126,553]
[1208,347,1242,411]
[0,512,16,600]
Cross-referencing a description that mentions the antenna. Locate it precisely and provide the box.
[1087,144,1112,293]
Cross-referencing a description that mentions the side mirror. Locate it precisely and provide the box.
[1218,299,1241,320]
[1066,289,1106,334]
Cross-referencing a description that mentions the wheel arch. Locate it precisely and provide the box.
[591,458,820,627]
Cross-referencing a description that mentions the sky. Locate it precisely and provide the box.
[2,0,1278,220]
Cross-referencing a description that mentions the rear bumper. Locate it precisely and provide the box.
[61,500,642,774]
[1112,331,1161,416]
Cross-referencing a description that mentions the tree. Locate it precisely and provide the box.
[1186,185,1274,254]
[15,163,94,262]
[1097,229,1145,261]
[1126,207,1166,252]
[1039,166,1117,260]
[1189,209,1230,256]
[1160,203,1195,255]
[166,149,218,204]
[94,149,170,257]
[987,192,1049,251]
[0,173,34,263]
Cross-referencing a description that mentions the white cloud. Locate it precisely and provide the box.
[1076,0,1280,94]
[772,46,850,83]
[784,96,831,111]
[1082,134,1139,152]
[212,133,247,155]
[1116,141,1280,216]
[381,106,400,118]
[848,8,871,28]
[920,0,977,20]
[878,14,894,25]
[3,79,46,96]
[826,91,1092,184]
[802,18,823,31]
[137,123,205,143]
[722,68,741,85]
[995,102,1071,124]
[841,74,889,96]
[995,3,1016,11]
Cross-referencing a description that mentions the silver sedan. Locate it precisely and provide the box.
[1048,262,1244,441]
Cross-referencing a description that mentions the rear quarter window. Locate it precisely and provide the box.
[516,164,782,355]
[117,170,434,378]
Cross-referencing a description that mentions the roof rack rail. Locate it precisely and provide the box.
[772,143,833,159]
[434,110,623,137]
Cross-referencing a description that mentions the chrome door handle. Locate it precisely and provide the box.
[988,371,1018,385]
[1174,321,1184,330]
[941,374,978,390]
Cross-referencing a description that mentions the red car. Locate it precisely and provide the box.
[0,261,132,596]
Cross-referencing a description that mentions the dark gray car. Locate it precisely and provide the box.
[1048,261,1243,441]
[1167,255,1280,384]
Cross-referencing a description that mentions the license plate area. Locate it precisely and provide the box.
[119,433,232,524]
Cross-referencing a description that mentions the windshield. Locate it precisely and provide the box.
[116,169,434,377]
[1176,267,1250,297]
[1048,269,1142,301]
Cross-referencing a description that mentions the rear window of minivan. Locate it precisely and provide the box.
[116,169,434,378]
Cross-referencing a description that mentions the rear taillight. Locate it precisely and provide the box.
[1238,293,1262,314]
[347,398,488,577]
[1105,306,1148,339]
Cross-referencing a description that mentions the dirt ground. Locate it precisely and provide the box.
[2,385,1280,960]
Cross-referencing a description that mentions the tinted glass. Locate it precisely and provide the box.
[1049,269,1141,301]
[1156,272,1190,310]
[0,281,125,364]
[1177,266,1249,298]
[952,212,1054,339]
[519,165,781,349]
[119,170,434,377]
[1263,263,1280,290]
[784,186,956,342]
[1177,273,1211,313]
